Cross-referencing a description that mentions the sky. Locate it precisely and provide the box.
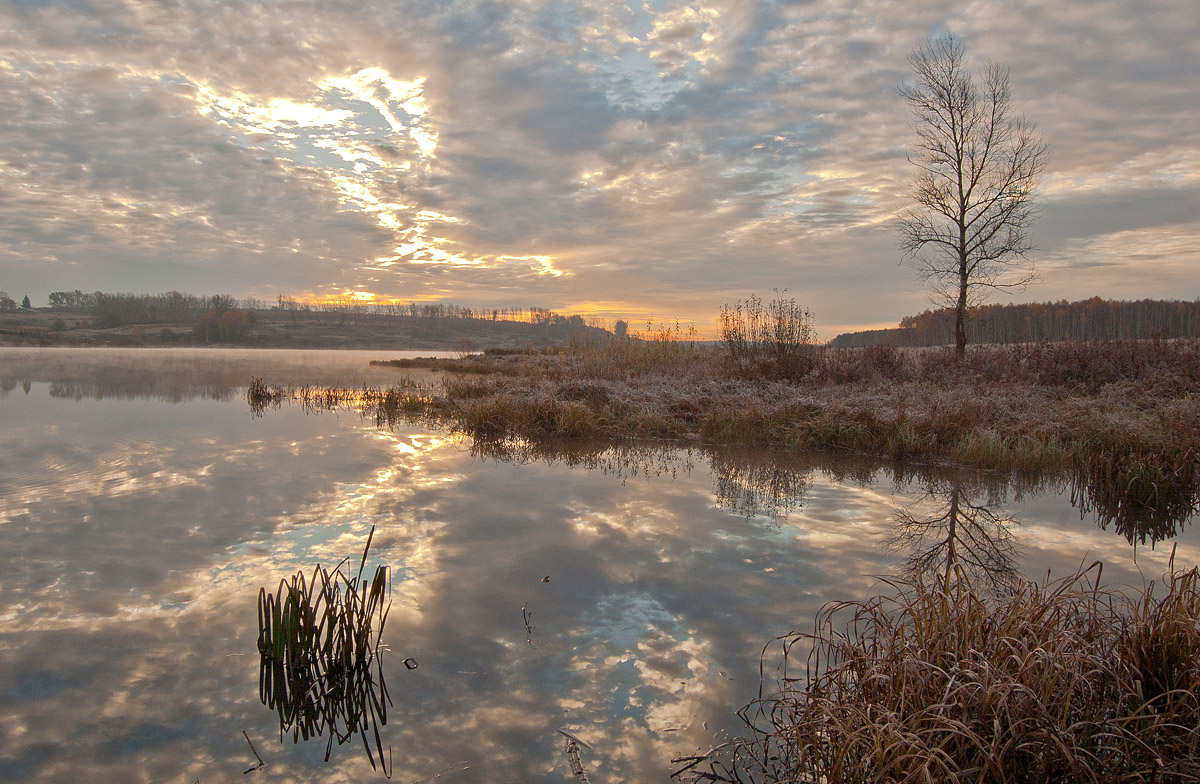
[1,0,1197,338]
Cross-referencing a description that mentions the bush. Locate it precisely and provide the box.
[719,293,816,380]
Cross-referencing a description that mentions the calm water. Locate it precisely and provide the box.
[1,348,1196,783]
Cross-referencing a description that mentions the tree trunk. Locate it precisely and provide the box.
[945,487,960,586]
[955,258,969,358]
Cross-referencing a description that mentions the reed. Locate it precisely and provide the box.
[257,526,392,774]
[678,562,1200,783]
[246,376,287,415]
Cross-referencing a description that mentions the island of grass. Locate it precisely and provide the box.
[333,336,1200,514]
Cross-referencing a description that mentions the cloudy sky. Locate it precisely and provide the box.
[2,0,1197,337]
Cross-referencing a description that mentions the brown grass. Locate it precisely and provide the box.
[248,339,1200,531]
[678,562,1200,783]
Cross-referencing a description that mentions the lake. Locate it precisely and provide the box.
[1,348,1196,783]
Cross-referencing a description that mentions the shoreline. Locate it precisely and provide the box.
[251,340,1200,527]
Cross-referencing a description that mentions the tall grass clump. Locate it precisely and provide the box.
[681,563,1200,783]
[566,318,705,380]
[257,527,392,773]
[247,377,288,415]
[719,293,817,380]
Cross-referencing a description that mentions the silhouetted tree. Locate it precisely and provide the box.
[898,35,1048,357]
[21,295,31,309]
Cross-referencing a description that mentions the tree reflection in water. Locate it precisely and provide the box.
[457,430,1194,559]
[886,478,1021,591]
[710,450,811,521]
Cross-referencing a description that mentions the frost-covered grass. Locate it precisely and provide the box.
[252,339,1200,520]
[677,563,1200,783]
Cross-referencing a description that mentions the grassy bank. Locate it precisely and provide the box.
[249,338,1200,536]
[678,563,1200,783]
[319,339,1198,500]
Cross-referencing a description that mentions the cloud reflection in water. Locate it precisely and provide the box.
[1,353,1198,782]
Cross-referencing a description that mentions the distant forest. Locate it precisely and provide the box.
[42,289,594,329]
[6,289,615,349]
[831,298,1200,348]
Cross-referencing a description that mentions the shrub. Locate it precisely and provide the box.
[719,293,817,380]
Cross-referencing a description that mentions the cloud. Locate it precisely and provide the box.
[0,0,1196,332]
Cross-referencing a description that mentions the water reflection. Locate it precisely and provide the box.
[1,350,1198,783]
[1072,457,1200,546]
[710,448,811,521]
[459,432,1195,555]
[886,477,1021,591]
[466,440,1029,593]
[0,347,450,402]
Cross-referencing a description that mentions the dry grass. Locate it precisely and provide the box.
[678,562,1200,783]
[247,339,1200,531]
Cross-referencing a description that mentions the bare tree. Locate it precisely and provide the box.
[898,35,1048,357]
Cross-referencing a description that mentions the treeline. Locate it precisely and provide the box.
[272,296,581,328]
[831,298,1200,347]
[44,289,595,330]
[32,289,612,347]
[46,290,240,327]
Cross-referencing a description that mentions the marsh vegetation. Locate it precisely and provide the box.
[679,563,1200,783]
[252,334,1200,533]
[257,527,392,773]
[245,331,1200,781]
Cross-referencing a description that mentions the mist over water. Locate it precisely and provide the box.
[1,349,1195,783]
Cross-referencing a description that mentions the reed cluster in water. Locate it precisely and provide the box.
[678,563,1200,783]
[257,527,392,773]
